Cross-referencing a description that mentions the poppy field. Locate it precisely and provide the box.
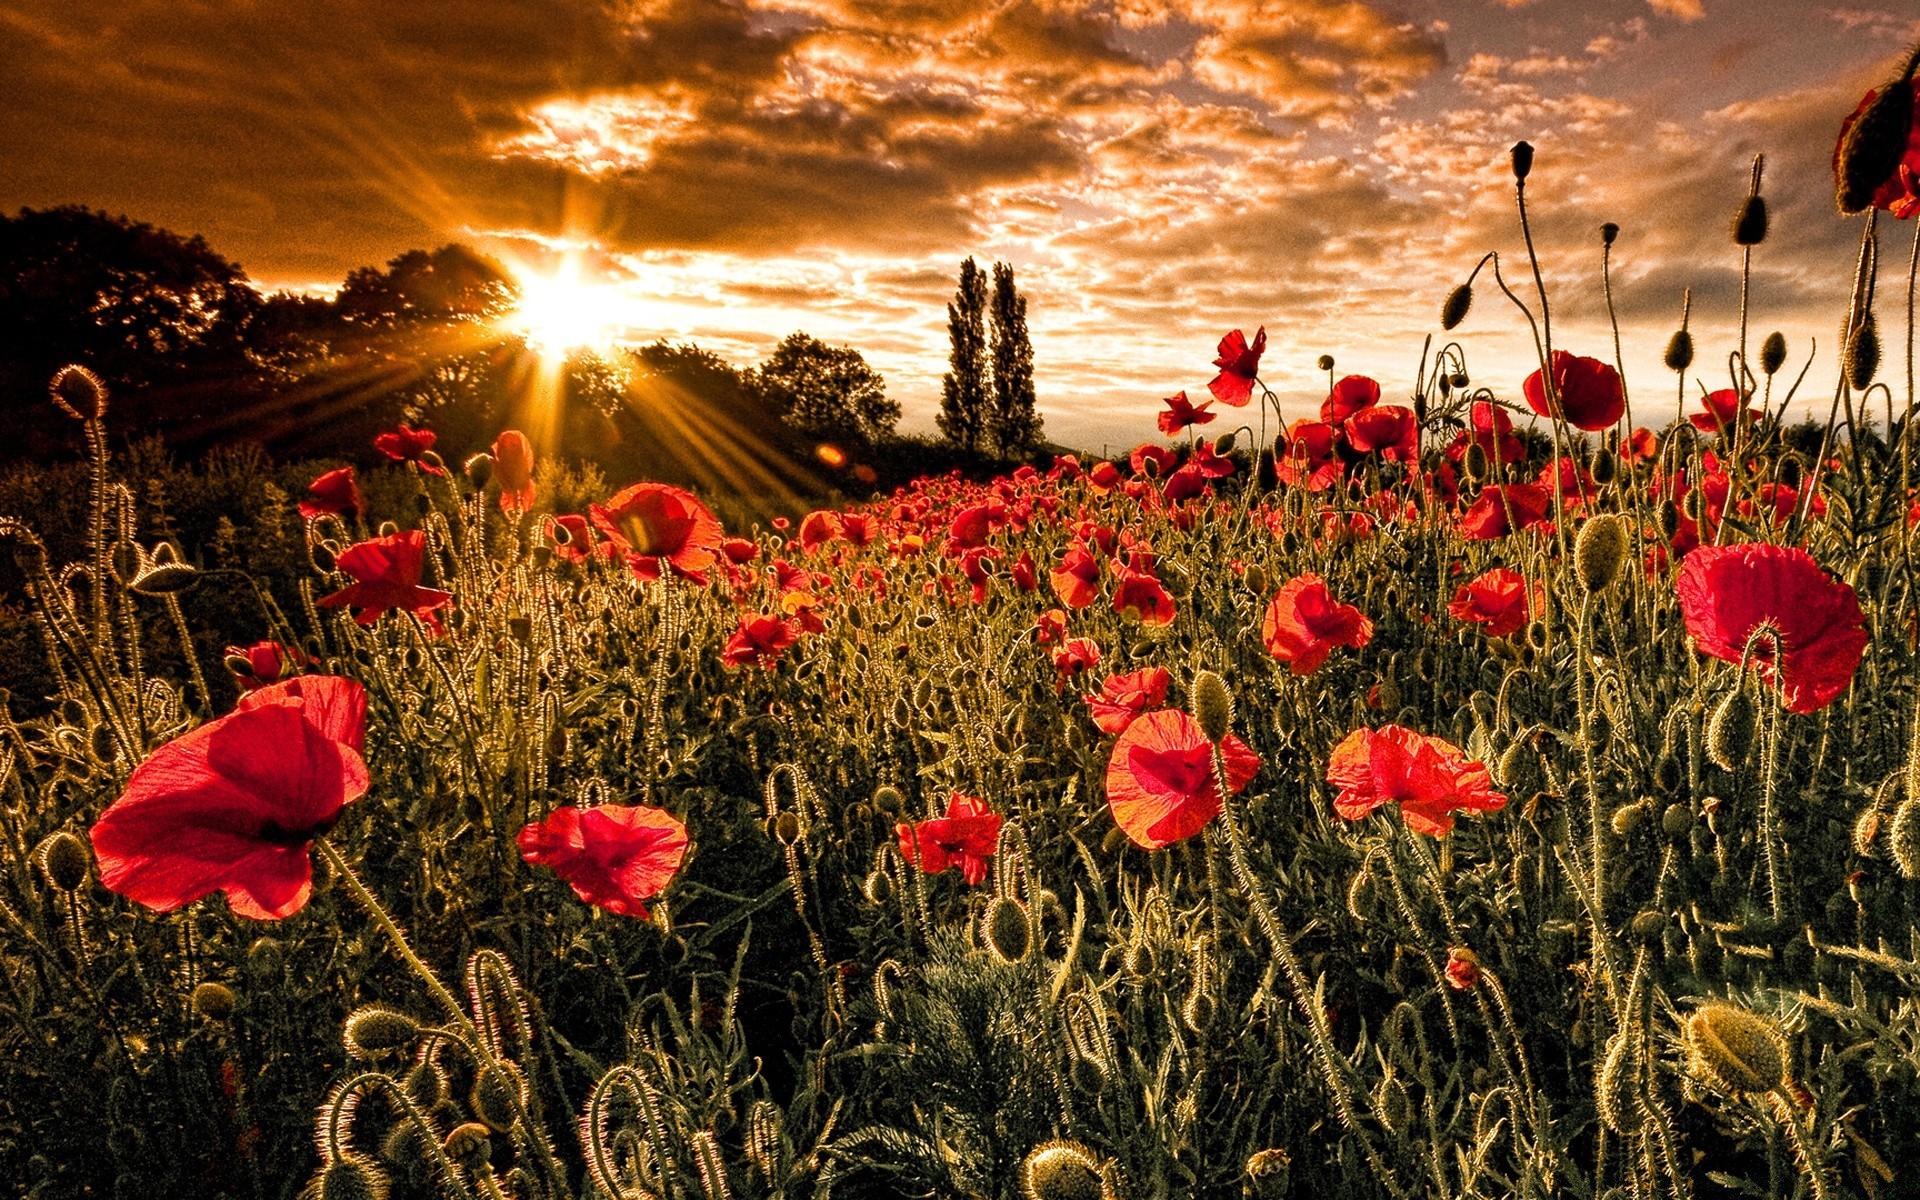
[10,55,1920,1200]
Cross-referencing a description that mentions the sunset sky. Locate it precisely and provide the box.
[5,0,1916,450]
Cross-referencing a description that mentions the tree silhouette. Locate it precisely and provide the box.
[938,258,989,453]
[334,244,517,327]
[987,261,1041,457]
[751,333,897,447]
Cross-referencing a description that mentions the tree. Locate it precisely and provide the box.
[334,244,517,327]
[750,333,897,446]
[938,258,989,452]
[987,261,1041,457]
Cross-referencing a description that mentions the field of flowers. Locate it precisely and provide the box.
[6,52,1920,1200]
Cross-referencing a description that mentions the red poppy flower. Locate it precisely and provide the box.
[300,467,364,521]
[1325,725,1507,837]
[1458,484,1551,540]
[1690,389,1762,434]
[317,530,454,632]
[722,612,799,669]
[1446,401,1526,468]
[1105,709,1262,849]
[1448,567,1531,637]
[493,430,536,514]
[1113,560,1175,626]
[1050,544,1102,610]
[1836,85,1920,219]
[1158,390,1215,435]
[1084,666,1172,735]
[1675,543,1868,713]
[721,536,760,564]
[1522,351,1625,432]
[1276,419,1342,490]
[1051,637,1102,690]
[1321,375,1381,425]
[896,792,1002,885]
[225,640,312,691]
[1088,461,1122,492]
[1262,574,1374,675]
[90,676,369,920]
[1034,608,1069,644]
[1129,443,1178,478]
[1208,327,1266,407]
[1444,947,1481,990]
[798,510,842,553]
[1010,549,1038,592]
[591,482,726,584]
[517,803,688,918]
[841,513,876,547]
[1620,426,1659,463]
[1345,404,1418,462]
[373,424,446,474]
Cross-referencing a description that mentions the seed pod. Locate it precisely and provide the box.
[37,831,89,891]
[1847,313,1881,390]
[1707,689,1756,771]
[1684,1003,1787,1094]
[1597,1030,1640,1136]
[312,1153,389,1200]
[1190,670,1234,743]
[1837,78,1916,214]
[1889,796,1920,878]
[1511,140,1534,182]
[983,896,1033,963]
[344,1007,421,1059]
[1760,331,1787,375]
[1441,283,1473,331]
[192,981,237,1022]
[1575,515,1629,593]
[1664,329,1695,373]
[1020,1140,1105,1200]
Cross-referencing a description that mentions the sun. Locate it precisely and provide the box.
[504,258,627,357]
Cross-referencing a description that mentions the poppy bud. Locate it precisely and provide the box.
[507,615,533,644]
[530,545,552,570]
[1069,1055,1106,1093]
[1441,283,1473,331]
[1496,741,1539,795]
[1597,1029,1640,1136]
[129,543,200,596]
[310,1153,387,1200]
[1630,909,1668,939]
[404,1059,448,1108]
[470,1062,525,1132]
[1847,313,1881,390]
[1684,1003,1787,1094]
[1020,1141,1105,1200]
[1317,355,1335,372]
[1890,796,1920,879]
[1600,222,1620,246]
[1588,445,1616,486]
[1664,329,1695,372]
[246,937,285,978]
[1610,797,1653,835]
[1510,140,1534,181]
[343,1006,420,1059]
[1656,499,1680,540]
[1707,688,1756,771]
[1190,670,1234,743]
[983,896,1032,963]
[1244,563,1268,595]
[37,831,90,891]
[1462,442,1490,482]
[1775,454,1802,491]
[1247,1149,1291,1197]
[192,981,236,1022]
[1575,515,1629,593]
[772,812,801,845]
[443,1123,492,1167]
[1760,331,1787,375]
[49,365,107,421]
[87,723,118,762]
[1854,804,1885,857]
[1837,78,1915,214]
[464,453,494,489]
[1212,431,1237,456]
[1662,803,1694,838]
[862,868,893,904]
[1733,195,1768,247]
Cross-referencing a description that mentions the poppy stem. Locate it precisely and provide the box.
[317,840,471,1030]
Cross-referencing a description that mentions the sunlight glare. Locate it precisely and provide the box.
[506,258,629,357]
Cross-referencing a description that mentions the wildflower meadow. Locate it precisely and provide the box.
[9,43,1920,1200]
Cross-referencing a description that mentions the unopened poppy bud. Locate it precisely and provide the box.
[1597,1030,1640,1135]
[772,812,801,845]
[1510,140,1534,181]
[1069,1055,1106,1093]
[49,365,107,420]
[1247,1148,1291,1197]
[1190,670,1234,743]
[1441,283,1473,331]
[1575,514,1628,593]
[1020,1140,1105,1200]
[1656,499,1680,540]
[1630,909,1668,939]
[1837,78,1915,214]
[1889,796,1920,879]
[312,1153,387,1200]
[1600,222,1620,246]
[404,1060,447,1108]
[470,1062,525,1132]
[1611,798,1654,835]
[1733,156,1768,245]
[1685,1003,1788,1094]
[1462,442,1490,481]
[443,1123,492,1166]
[1847,313,1881,390]
[1211,430,1237,456]
[530,545,552,570]
[1776,454,1802,490]
[464,453,494,489]
[983,896,1032,963]
[862,868,893,904]
[246,937,284,977]
[1707,688,1756,771]
[38,831,90,891]
[1588,446,1616,486]
[1662,803,1694,837]
[343,1006,420,1059]
[1664,329,1695,372]
[192,981,236,1022]
[1444,946,1480,990]
[1244,563,1268,595]
[507,615,533,643]
[1316,354,1335,372]
[1761,331,1787,375]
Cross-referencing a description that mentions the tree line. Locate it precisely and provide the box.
[938,257,1042,459]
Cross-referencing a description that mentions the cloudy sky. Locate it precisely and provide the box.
[4,0,1916,450]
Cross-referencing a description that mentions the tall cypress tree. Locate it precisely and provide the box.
[937,258,988,452]
[987,260,1040,457]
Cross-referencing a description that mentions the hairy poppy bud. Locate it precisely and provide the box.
[37,830,89,891]
[470,1062,525,1133]
[1630,909,1668,939]
[1511,140,1534,181]
[443,1123,492,1167]
[404,1060,448,1108]
[772,812,801,845]
[1020,1140,1105,1200]
[1760,331,1787,376]
[1707,688,1756,771]
[1662,803,1694,838]
[49,365,107,421]
[192,981,237,1022]
[1837,79,1915,214]
[1733,155,1768,246]
[1600,222,1620,246]
[1575,515,1629,593]
[1890,796,1920,879]
[1664,329,1695,372]
[1588,445,1616,486]
[1316,354,1335,372]
[343,1007,420,1059]
[1847,313,1881,390]
[312,1153,387,1200]
[1190,670,1234,743]
[464,453,494,489]
[1069,1054,1106,1093]
[1441,283,1473,331]
[1462,442,1490,482]
[1684,1003,1787,1094]
[1597,1030,1640,1136]
[983,896,1032,963]
[1212,431,1237,456]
